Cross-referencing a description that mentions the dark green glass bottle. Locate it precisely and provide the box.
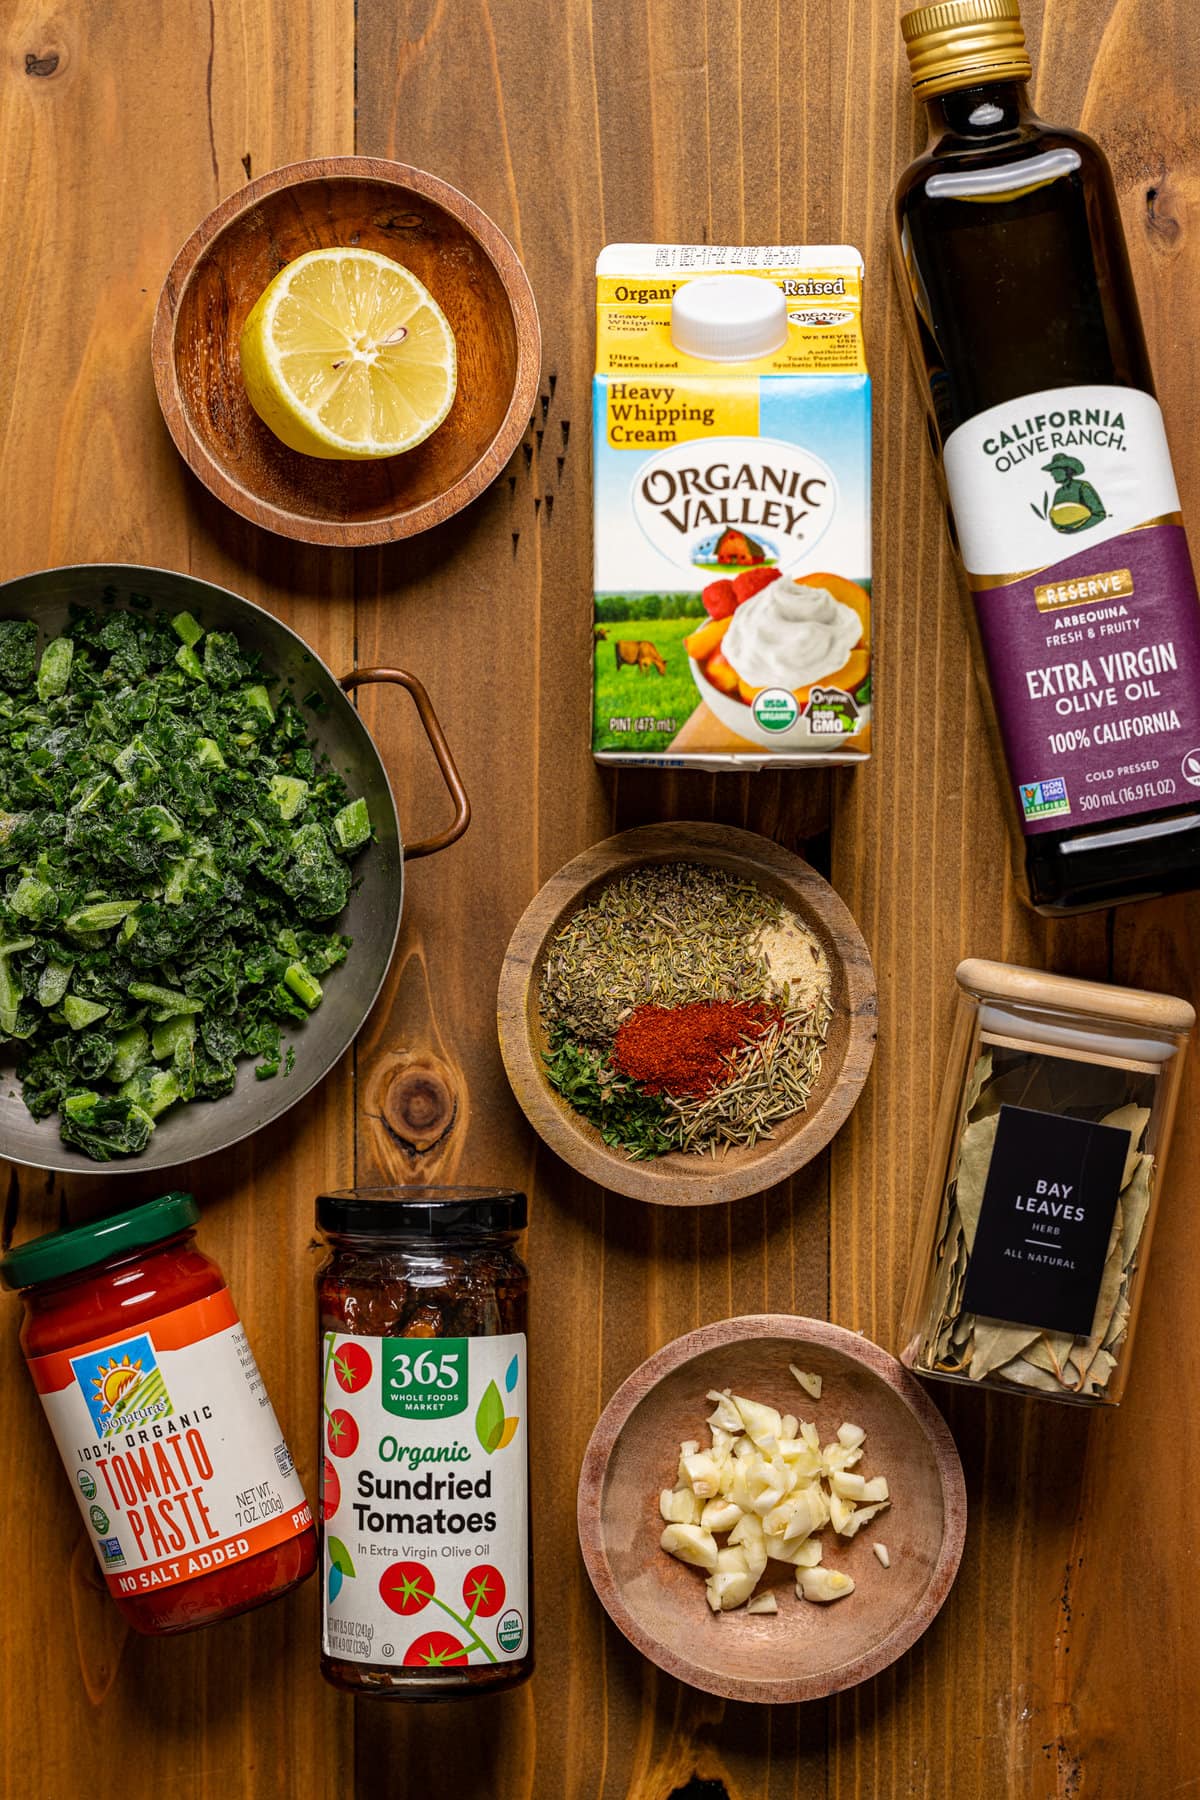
[894,0,1200,913]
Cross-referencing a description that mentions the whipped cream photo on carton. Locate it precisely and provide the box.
[592,244,871,768]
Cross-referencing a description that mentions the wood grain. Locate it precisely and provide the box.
[2,0,1199,1794]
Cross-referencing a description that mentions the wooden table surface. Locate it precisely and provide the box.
[2,1,1197,1794]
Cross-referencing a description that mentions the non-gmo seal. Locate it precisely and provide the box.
[751,688,800,734]
[496,1608,525,1654]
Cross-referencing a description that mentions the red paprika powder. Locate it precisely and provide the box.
[612,999,779,1097]
[2,1193,315,1634]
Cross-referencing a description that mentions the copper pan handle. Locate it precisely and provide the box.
[340,667,471,860]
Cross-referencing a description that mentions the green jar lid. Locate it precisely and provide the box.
[0,1192,199,1291]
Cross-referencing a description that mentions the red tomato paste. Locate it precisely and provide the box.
[2,1192,315,1634]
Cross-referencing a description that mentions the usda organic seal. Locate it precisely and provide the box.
[751,689,800,734]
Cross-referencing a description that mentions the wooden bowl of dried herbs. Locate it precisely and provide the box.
[496,822,877,1205]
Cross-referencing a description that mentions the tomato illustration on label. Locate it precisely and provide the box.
[463,1564,506,1618]
[321,1455,341,1521]
[332,1341,372,1393]
[379,1560,435,1617]
[326,1408,359,1458]
[404,1631,468,1668]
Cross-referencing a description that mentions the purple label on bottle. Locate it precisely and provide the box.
[973,522,1200,835]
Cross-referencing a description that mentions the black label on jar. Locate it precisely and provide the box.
[961,1104,1127,1335]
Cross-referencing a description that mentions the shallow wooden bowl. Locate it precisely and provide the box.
[152,157,541,545]
[497,823,877,1204]
[577,1316,967,1703]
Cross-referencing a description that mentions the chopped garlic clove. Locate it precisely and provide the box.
[831,1470,867,1501]
[873,1542,890,1568]
[706,1391,744,1434]
[837,1422,866,1451]
[861,1477,889,1504]
[837,1500,888,1540]
[700,1498,742,1534]
[733,1394,783,1447]
[799,1567,855,1603]
[761,1499,798,1541]
[785,1488,828,1541]
[661,1523,719,1572]
[790,1365,823,1400]
[791,1537,823,1568]
[746,1592,778,1615]
[769,1485,826,1541]
[828,1490,856,1536]
[780,1413,799,1440]
[705,1545,756,1611]
[800,1421,821,1454]
[660,1487,702,1525]
[728,1510,768,1577]
[710,1425,737,1459]
[764,1529,821,1565]
[680,1439,700,1457]
[680,1451,723,1497]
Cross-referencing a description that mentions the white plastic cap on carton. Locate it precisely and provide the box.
[670,275,788,362]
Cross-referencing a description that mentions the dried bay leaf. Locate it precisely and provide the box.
[968,1318,1042,1381]
[962,1049,993,1120]
[1068,1221,1124,1387]
[1120,1155,1154,1271]
[1100,1104,1151,1188]
[1103,1289,1131,1353]
[971,1061,1043,1119]
[1023,1331,1074,1381]
[956,1113,1001,1252]
[994,1355,1067,1395]
[1083,1349,1119,1394]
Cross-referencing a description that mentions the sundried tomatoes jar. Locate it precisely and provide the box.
[316,1187,532,1698]
[1,1192,316,1633]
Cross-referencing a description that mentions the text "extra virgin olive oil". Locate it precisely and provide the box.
[893,0,1200,913]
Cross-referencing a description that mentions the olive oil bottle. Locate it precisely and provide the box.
[893,0,1200,913]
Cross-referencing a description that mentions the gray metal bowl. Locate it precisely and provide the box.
[0,564,469,1174]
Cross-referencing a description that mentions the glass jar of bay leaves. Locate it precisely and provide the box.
[900,961,1193,1405]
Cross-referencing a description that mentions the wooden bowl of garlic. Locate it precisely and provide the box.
[576,1315,966,1703]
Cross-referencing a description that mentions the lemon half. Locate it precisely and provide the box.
[239,248,458,460]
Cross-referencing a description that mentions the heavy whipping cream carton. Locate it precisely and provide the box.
[592,245,871,768]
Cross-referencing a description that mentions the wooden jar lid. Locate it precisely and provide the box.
[956,958,1195,1035]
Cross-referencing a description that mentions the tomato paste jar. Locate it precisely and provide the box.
[316,1187,532,1698]
[2,1192,316,1634]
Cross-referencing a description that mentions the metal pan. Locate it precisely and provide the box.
[0,564,469,1174]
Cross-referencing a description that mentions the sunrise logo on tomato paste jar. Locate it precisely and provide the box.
[71,1332,172,1438]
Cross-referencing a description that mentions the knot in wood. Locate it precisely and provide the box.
[383,1066,455,1149]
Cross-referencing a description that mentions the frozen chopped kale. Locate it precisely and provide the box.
[0,602,373,1160]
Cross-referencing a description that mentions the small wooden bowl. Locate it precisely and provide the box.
[497,823,876,1204]
[152,157,541,545]
[577,1316,967,1703]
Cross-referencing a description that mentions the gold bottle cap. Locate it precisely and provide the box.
[901,0,1033,98]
